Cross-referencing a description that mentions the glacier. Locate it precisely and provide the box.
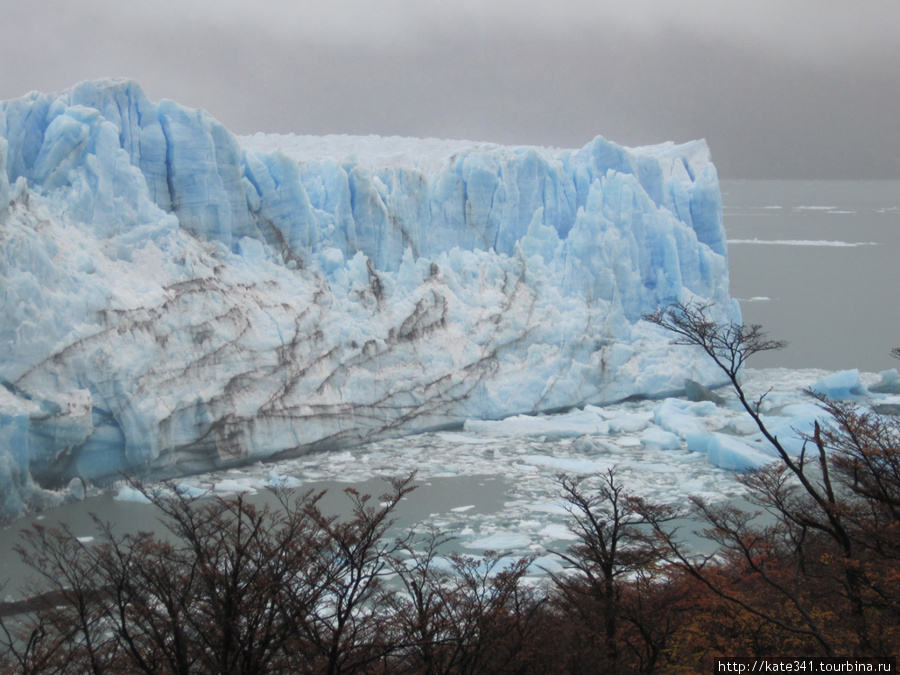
[0,78,738,522]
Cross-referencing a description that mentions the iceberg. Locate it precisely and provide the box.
[0,79,738,521]
[810,369,867,401]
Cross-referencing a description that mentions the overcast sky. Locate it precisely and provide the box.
[2,1,898,178]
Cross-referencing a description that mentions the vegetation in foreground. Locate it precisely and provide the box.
[1,302,898,673]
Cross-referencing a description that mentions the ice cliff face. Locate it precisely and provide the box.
[0,79,738,521]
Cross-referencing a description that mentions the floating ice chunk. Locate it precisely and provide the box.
[113,484,152,504]
[744,411,822,457]
[525,455,612,474]
[725,414,762,436]
[679,479,707,493]
[779,403,824,418]
[686,432,779,471]
[213,478,260,494]
[464,410,610,437]
[537,523,579,541]
[435,432,506,445]
[530,555,565,574]
[728,239,875,247]
[464,532,533,550]
[810,369,867,401]
[653,398,723,438]
[684,379,726,406]
[516,519,543,531]
[265,470,303,488]
[432,465,461,476]
[450,504,476,513]
[870,369,900,394]
[65,477,86,501]
[608,412,652,433]
[572,435,614,454]
[640,428,683,450]
[526,500,572,516]
[174,483,210,498]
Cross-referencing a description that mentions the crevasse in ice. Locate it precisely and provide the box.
[0,79,738,521]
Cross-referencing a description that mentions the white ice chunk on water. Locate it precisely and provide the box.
[686,432,779,471]
[640,428,683,450]
[174,484,210,498]
[450,504,476,513]
[608,411,652,433]
[265,471,303,488]
[653,398,723,438]
[525,455,612,474]
[530,555,565,574]
[113,484,152,504]
[464,410,610,437]
[464,532,533,550]
[213,478,261,494]
[679,478,707,493]
[538,523,579,541]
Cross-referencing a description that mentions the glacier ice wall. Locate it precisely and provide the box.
[0,79,738,521]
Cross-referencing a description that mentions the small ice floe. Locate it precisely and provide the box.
[639,428,682,450]
[464,532,532,550]
[607,412,651,434]
[870,369,900,395]
[538,522,579,541]
[213,478,261,495]
[450,505,476,513]
[174,483,210,498]
[728,238,875,247]
[113,483,153,504]
[265,470,303,488]
[464,409,609,437]
[653,398,722,438]
[525,455,612,474]
[686,432,779,472]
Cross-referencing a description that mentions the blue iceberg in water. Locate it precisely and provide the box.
[0,79,738,521]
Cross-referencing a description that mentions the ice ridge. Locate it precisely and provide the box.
[0,79,737,521]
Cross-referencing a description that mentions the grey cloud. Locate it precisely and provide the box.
[1,0,898,178]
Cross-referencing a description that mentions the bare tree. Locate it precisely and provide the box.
[641,300,900,658]
[549,471,683,673]
[0,474,418,674]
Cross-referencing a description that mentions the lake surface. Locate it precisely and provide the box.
[3,180,898,600]
[723,179,900,372]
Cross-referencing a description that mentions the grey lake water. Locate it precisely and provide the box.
[2,180,898,600]
[723,179,900,372]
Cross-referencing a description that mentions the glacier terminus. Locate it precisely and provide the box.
[0,79,738,522]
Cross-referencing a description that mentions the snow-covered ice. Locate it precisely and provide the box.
[0,79,737,522]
